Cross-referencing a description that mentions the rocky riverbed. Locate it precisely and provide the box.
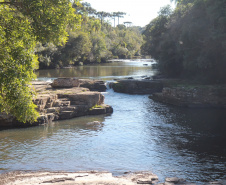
[0,171,225,185]
[111,79,226,108]
[0,78,113,128]
[151,86,226,108]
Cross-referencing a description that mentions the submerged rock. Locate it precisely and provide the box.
[86,121,101,126]
[165,177,186,184]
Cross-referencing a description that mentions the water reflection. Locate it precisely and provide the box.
[143,100,226,182]
[36,60,157,80]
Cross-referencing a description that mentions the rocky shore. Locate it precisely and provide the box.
[0,78,113,128]
[151,85,226,108]
[0,171,225,185]
[110,79,226,108]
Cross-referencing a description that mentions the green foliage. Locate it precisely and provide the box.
[36,43,58,68]
[90,32,107,62]
[59,31,92,66]
[0,0,80,123]
[36,3,144,67]
[142,0,226,83]
[89,104,103,111]
[110,25,144,59]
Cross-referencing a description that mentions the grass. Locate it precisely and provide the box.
[89,104,104,111]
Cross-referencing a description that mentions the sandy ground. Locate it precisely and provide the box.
[0,171,159,185]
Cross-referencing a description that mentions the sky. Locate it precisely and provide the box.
[82,0,175,27]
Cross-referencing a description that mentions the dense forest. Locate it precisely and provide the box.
[142,0,226,83]
[37,0,226,83]
[36,2,144,69]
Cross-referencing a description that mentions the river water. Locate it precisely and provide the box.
[0,59,226,183]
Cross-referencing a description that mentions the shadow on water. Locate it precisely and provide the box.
[144,99,226,182]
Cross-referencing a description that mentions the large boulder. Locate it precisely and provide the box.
[112,79,163,94]
[58,92,104,107]
[79,79,107,92]
[51,78,80,88]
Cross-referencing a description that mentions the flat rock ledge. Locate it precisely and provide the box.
[150,85,226,108]
[51,78,107,92]
[110,79,226,109]
[0,79,112,128]
[111,79,163,94]
[0,171,225,185]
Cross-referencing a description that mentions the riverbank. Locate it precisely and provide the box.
[0,171,225,185]
[0,78,113,128]
[111,79,226,108]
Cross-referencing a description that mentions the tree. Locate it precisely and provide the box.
[124,21,132,27]
[90,32,107,62]
[74,2,96,16]
[60,31,92,64]
[112,12,126,26]
[35,2,143,68]
[96,11,111,25]
[142,0,226,83]
[0,0,81,123]
[90,19,101,32]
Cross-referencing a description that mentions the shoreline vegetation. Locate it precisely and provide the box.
[36,4,144,70]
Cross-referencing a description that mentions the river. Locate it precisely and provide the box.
[0,59,226,183]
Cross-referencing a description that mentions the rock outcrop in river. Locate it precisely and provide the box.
[111,79,226,109]
[51,78,107,92]
[0,78,112,128]
[151,85,226,108]
[111,79,163,94]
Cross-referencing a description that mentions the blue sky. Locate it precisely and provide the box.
[82,0,175,27]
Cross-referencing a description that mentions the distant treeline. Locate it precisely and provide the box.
[36,2,144,69]
[142,0,226,83]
